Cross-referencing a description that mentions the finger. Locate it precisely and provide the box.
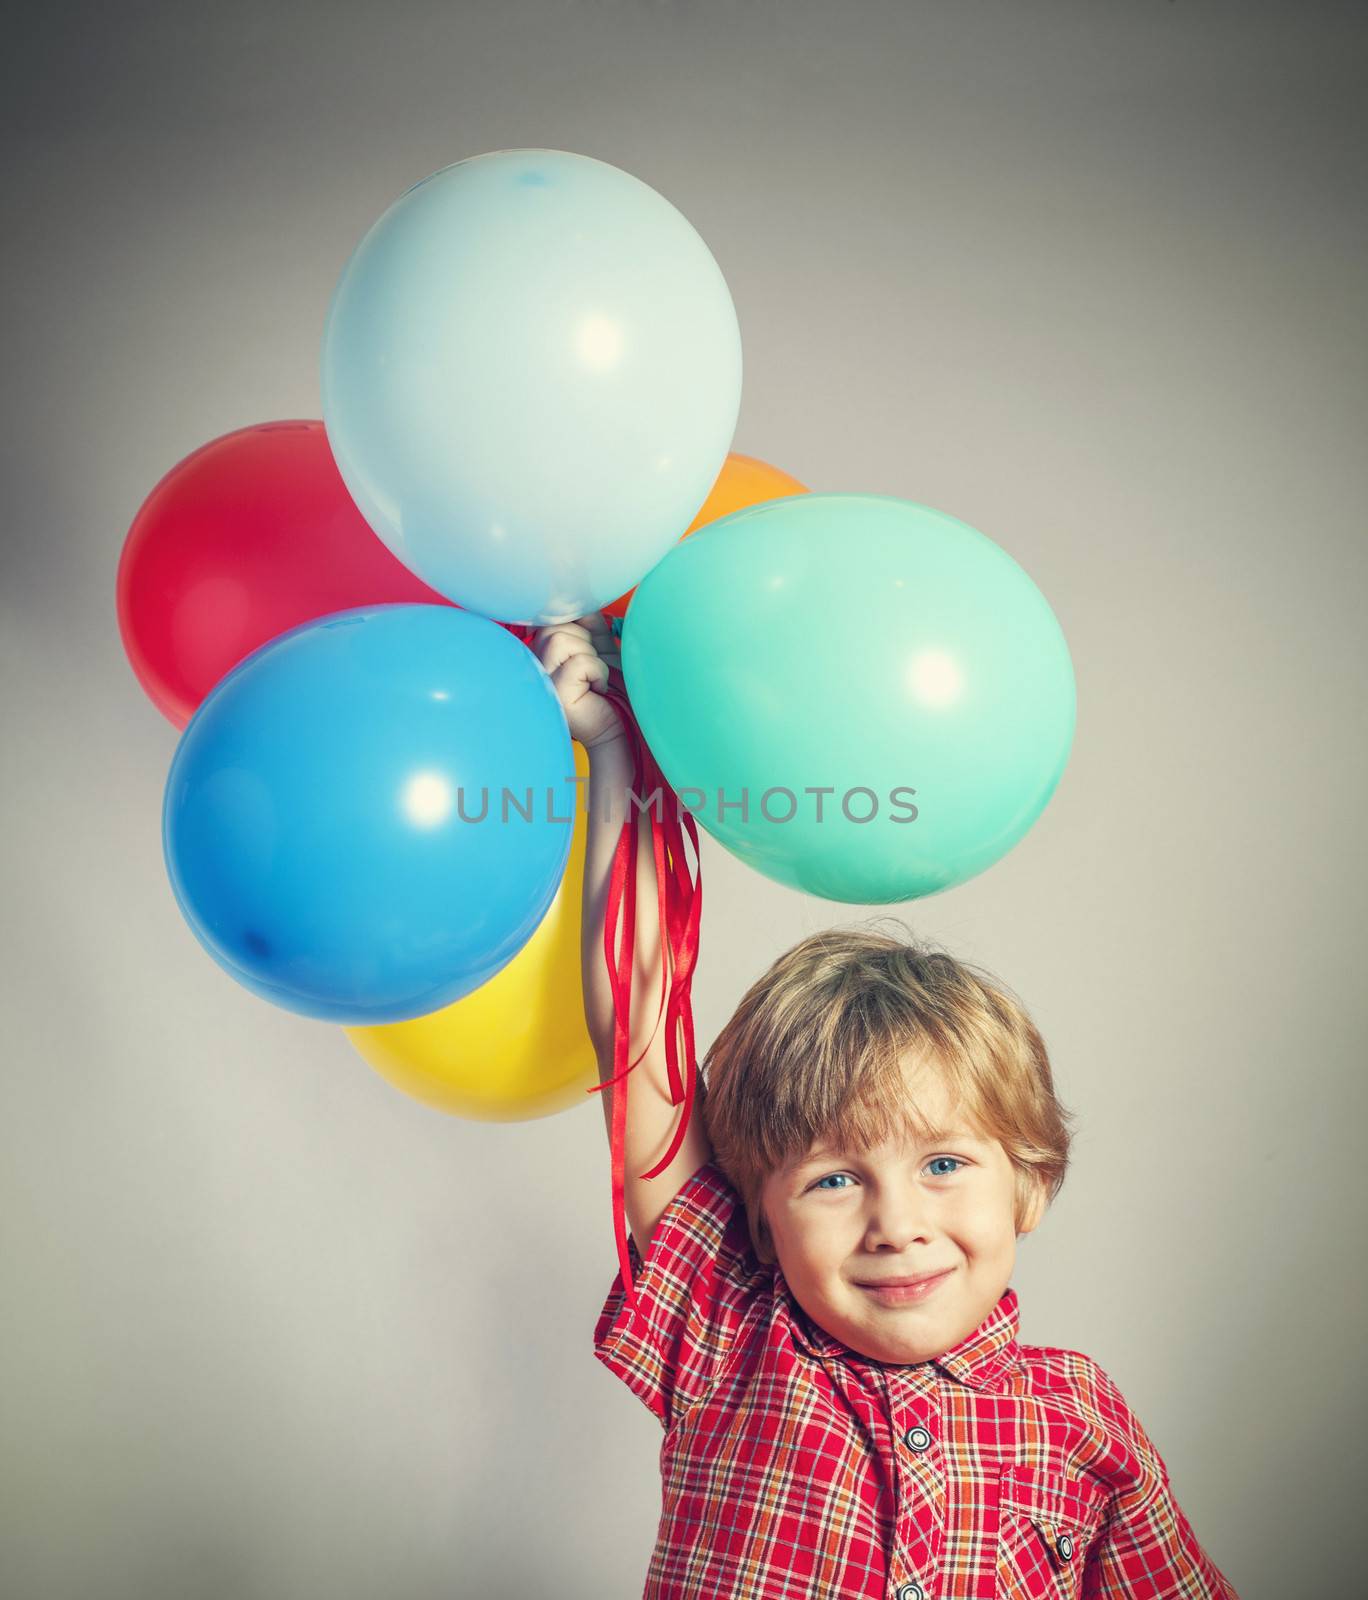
[539,636,600,678]
[550,653,610,701]
[532,626,598,673]
[532,620,591,648]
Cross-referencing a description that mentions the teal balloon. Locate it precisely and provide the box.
[620,495,1076,903]
[321,149,742,626]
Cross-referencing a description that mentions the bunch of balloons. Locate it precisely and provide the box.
[118,147,1076,1130]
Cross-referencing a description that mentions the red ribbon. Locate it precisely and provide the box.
[586,685,703,1316]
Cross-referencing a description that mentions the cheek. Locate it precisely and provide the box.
[944,1190,1017,1251]
[784,1207,850,1266]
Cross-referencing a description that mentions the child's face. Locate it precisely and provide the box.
[758,1053,1045,1366]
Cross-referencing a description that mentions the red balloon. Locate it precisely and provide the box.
[117,420,532,729]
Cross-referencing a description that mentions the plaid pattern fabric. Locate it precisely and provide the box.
[594,1162,1240,1600]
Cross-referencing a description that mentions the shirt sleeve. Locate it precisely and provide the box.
[592,1160,765,1431]
[1081,1362,1242,1599]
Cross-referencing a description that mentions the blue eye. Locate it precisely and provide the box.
[810,1157,965,1192]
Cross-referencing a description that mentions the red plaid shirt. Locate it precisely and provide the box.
[594,1162,1240,1600]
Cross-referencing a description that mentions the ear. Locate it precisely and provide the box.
[1016,1174,1048,1237]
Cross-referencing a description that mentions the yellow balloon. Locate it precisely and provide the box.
[344,739,598,1120]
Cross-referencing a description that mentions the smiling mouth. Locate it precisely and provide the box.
[855,1270,953,1288]
[855,1271,953,1305]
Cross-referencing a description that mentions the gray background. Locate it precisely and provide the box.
[3,2,1364,1597]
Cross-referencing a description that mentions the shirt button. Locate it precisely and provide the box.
[902,1425,933,1452]
[895,1584,925,1600]
[1057,1532,1075,1561]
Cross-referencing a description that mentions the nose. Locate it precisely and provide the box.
[863,1179,934,1251]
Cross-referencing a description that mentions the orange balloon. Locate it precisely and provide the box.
[601,452,808,619]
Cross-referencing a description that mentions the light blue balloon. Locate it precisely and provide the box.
[163,606,575,1024]
[321,149,742,626]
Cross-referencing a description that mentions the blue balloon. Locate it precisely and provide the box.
[163,606,575,1024]
[321,149,742,625]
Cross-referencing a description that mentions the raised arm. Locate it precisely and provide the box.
[534,615,714,1258]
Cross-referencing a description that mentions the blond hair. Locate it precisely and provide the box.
[700,920,1075,1264]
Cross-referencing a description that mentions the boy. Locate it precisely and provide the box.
[536,614,1240,1600]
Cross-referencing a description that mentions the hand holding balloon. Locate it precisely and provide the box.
[532,613,628,751]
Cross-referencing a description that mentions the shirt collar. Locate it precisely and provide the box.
[779,1277,1022,1392]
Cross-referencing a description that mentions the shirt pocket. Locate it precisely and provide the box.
[995,1464,1108,1599]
